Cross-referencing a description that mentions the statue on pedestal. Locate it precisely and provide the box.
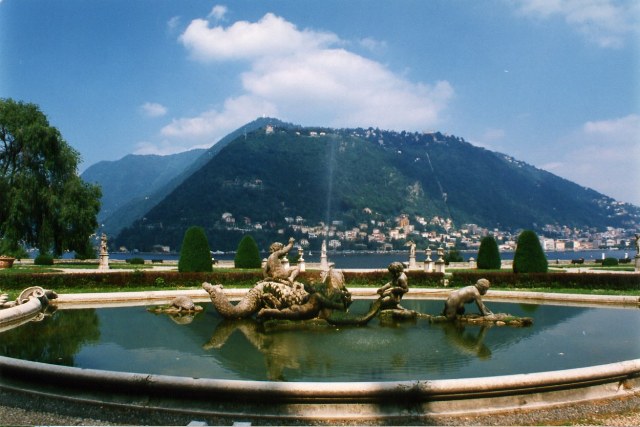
[98,233,109,270]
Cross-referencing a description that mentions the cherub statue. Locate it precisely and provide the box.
[442,278,493,320]
[263,237,300,284]
[377,262,409,310]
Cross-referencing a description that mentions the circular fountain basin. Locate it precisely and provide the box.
[0,289,638,424]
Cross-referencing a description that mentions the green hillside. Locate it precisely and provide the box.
[115,124,639,252]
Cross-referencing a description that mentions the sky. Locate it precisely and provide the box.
[1,0,639,205]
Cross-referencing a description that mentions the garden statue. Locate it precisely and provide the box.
[98,233,109,270]
[376,262,409,310]
[442,278,493,320]
[407,241,417,270]
[263,237,299,284]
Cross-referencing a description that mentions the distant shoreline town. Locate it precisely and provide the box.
[127,212,638,256]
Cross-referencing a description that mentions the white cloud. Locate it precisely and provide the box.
[180,13,339,62]
[162,10,453,147]
[544,114,640,205]
[167,16,181,32]
[161,96,278,140]
[140,102,168,118]
[359,37,388,53]
[513,0,639,48]
[208,5,228,21]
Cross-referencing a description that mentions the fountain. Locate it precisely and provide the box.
[0,252,638,424]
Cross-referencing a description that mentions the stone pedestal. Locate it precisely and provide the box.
[409,253,417,270]
[320,240,329,270]
[98,252,109,270]
[424,248,433,273]
[635,255,640,273]
[434,247,446,274]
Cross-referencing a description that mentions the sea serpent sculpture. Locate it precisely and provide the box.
[202,267,380,325]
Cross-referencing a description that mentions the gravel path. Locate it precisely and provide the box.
[1,388,638,426]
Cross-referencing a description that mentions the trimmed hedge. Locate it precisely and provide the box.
[1,270,637,292]
[0,270,446,291]
[34,254,54,266]
[451,271,640,291]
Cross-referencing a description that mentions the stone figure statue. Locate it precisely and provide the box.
[635,234,640,255]
[376,262,409,310]
[263,237,299,284]
[100,233,108,255]
[442,278,493,320]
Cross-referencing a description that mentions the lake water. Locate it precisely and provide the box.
[1,300,638,382]
[111,249,633,269]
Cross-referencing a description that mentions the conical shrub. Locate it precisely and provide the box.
[178,226,212,273]
[477,236,501,270]
[234,234,262,268]
[513,230,548,273]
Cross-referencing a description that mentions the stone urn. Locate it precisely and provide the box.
[0,256,16,269]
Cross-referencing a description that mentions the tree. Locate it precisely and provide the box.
[444,249,463,264]
[234,234,262,268]
[513,230,548,273]
[0,99,101,257]
[178,226,212,272]
[477,236,501,270]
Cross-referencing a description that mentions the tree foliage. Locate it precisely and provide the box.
[0,99,101,257]
[513,230,548,273]
[477,236,501,270]
[444,249,463,264]
[234,234,262,268]
[178,226,212,273]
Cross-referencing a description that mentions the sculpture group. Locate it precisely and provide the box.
[200,238,532,327]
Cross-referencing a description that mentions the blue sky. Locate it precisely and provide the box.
[2,0,639,205]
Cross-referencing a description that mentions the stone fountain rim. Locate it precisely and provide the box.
[1,288,639,422]
[50,287,640,308]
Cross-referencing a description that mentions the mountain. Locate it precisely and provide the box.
[82,149,205,224]
[114,123,639,252]
[82,117,292,236]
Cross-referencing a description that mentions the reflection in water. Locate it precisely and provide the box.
[0,309,100,365]
[440,323,491,359]
[0,301,638,382]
